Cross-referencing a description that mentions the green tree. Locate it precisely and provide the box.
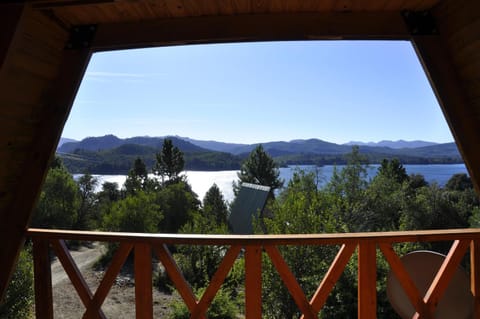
[325,146,369,231]
[156,181,200,233]
[124,157,151,195]
[407,173,429,190]
[31,166,79,229]
[235,144,283,196]
[155,139,185,184]
[175,212,229,289]
[445,173,473,191]
[102,191,163,233]
[74,173,98,230]
[203,184,228,225]
[378,158,408,184]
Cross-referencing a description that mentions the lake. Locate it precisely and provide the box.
[85,163,469,203]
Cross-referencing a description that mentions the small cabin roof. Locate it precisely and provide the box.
[229,183,271,234]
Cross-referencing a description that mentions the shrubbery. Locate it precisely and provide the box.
[0,248,34,319]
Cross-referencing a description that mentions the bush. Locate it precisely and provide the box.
[169,287,239,319]
[0,248,34,319]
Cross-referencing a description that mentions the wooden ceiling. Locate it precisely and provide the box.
[1,0,479,301]
[34,0,442,25]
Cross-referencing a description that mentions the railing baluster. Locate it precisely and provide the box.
[83,243,133,319]
[245,245,262,319]
[193,245,242,318]
[50,239,107,319]
[153,244,198,313]
[307,243,357,318]
[471,240,480,318]
[265,245,316,319]
[379,243,428,317]
[423,239,470,316]
[32,238,53,319]
[358,241,376,319]
[134,243,153,319]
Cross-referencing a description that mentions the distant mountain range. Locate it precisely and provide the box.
[344,140,438,149]
[56,135,462,174]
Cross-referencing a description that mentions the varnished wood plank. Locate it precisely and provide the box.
[264,245,316,319]
[307,243,356,317]
[358,241,376,319]
[134,243,153,319]
[27,228,480,246]
[471,240,480,318]
[32,239,53,319]
[93,12,409,51]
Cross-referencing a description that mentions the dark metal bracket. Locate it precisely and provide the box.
[66,24,97,49]
[402,10,438,35]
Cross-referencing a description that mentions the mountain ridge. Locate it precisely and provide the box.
[344,139,438,149]
[57,135,461,174]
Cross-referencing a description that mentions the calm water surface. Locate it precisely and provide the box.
[87,164,468,203]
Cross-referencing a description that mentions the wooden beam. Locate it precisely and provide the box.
[0,6,91,298]
[92,12,410,51]
[412,34,480,193]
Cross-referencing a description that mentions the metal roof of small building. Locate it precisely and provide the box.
[229,183,271,234]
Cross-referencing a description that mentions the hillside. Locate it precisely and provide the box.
[57,135,463,174]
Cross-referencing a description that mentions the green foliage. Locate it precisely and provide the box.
[445,173,473,191]
[124,157,157,195]
[32,166,79,229]
[260,170,343,318]
[174,211,229,289]
[155,139,185,183]
[235,144,284,196]
[169,287,239,319]
[0,248,34,319]
[156,181,200,233]
[203,184,228,225]
[74,173,99,230]
[259,147,479,318]
[102,191,163,233]
[378,158,408,184]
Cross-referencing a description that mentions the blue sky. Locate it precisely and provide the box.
[62,40,453,144]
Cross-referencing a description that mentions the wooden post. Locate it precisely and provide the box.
[32,239,53,319]
[471,240,480,318]
[134,243,153,319]
[245,246,262,318]
[358,241,376,319]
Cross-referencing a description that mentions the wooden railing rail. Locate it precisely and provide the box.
[27,228,480,319]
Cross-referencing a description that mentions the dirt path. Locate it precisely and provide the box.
[51,243,104,286]
[49,244,175,318]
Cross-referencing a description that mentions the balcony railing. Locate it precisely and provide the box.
[27,228,480,319]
